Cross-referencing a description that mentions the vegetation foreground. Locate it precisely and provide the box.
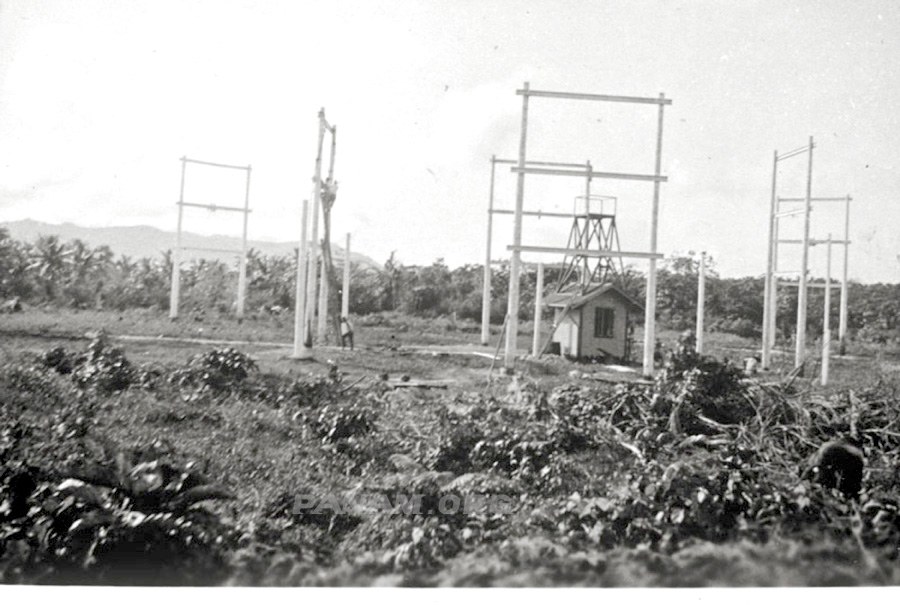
[2,317,900,586]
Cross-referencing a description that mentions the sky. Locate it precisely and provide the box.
[1,0,899,283]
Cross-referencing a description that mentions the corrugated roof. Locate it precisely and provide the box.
[545,283,643,312]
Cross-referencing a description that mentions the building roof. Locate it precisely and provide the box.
[545,283,644,313]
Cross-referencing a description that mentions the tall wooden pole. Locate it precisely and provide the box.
[642,93,667,377]
[582,161,591,288]
[762,150,778,368]
[795,136,814,369]
[236,165,251,318]
[504,82,530,372]
[839,195,850,354]
[342,233,351,319]
[316,122,340,343]
[319,122,342,345]
[327,125,337,181]
[822,234,832,386]
[317,255,328,341]
[305,110,325,347]
[169,157,187,319]
[481,156,496,346]
[532,262,544,356]
[293,200,311,359]
[770,196,781,357]
[696,252,706,354]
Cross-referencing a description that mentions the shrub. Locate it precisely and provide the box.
[41,347,74,375]
[172,347,258,394]
[428,413,485,475]
[654,334,751,433]
[71,334,136,394]
[39,335,136,395]
[0,362,73,410]
[312,401,377,446]
[710,317,759,339]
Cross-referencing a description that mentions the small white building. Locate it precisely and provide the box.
[545,283,643,361]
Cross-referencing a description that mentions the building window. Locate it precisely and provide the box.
[594,307,615,338]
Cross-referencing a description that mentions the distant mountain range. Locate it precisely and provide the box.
[0,219,381,269]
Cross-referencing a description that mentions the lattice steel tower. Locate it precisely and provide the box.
[555,195,624,293]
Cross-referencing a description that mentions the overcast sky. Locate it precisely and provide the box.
[1,1,898,283]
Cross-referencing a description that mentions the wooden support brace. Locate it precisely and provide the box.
[182,157,251,171]
[778,196,850,203]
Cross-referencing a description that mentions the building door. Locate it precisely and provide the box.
[567,320,578,357]
[624,311,635,362]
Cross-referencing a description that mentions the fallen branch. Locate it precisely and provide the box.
[339,375,368,394]
[584,373,653,386]
[387,381,448,390]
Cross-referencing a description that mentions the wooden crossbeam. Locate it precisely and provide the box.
[778,196,851,203]
[178,201,251,213]
[493,158,587,168]
[777,239,850,245]
[517,88,672,106]
[507,244,663,260]
[510,166,667,183]
[180,246,243,255]
[491,209,574,218]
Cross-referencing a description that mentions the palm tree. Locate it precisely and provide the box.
[382,251,406,311]
[28,235,72,300]
[69,239,94,283]
[61,239,115,307]
[0,228,31,299]
[115,255,136,279]
[245,249,295,311]
[92,245,115,276]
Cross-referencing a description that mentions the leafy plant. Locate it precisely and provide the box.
[71,334,136,394]
[41,347,74,375]
[39,334,136,395]
[653,334,750,434]
[312,401,376,446]
[172,347,258,394]
[0,454,236,585]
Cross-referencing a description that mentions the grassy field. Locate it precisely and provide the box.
[1,306,888,382]
[2,307,900,586]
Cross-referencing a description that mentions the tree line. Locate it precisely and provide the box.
[1,229,897,344]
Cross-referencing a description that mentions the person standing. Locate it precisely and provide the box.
[340,316,354,350]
